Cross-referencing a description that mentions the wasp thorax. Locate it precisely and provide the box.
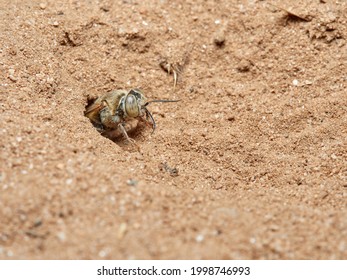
[125,94,140,118]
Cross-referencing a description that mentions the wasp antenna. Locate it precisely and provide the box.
[144,108,156,134]
[144,99,180,107]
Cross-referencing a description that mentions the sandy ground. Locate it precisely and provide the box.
[0,0,346,259]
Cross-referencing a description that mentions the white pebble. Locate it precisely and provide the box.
[39,3,47,9]
[46,77,54,84]
[195,234,204,243]
[292,79,299,86]
[8,75,17,82]
[66,178,73,185]
[98,250,107,258]
[57,231,66,242]
[7,250,13,257]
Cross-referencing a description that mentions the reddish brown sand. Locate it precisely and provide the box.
[0,0,346,259]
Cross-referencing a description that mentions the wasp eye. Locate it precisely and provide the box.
[125,94,140,117]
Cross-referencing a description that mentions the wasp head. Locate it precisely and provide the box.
[122,89,146,118]
[123,89,179,134]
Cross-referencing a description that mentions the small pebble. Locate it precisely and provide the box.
[98,250,107,258]
[19,214,27,221]
[236,59,251,72]
[57,231,66,242]
[126,179,138,186]
[195,234,204,243]
[65,178,73,185]
[117,223,127,239]
[214,30,225,47]
[292,79,299,86]
[56,163,64,170]
[7,250,14,257]
[47,77,54,84]
[100,6,110,12]
[39,3,47,10]
[8,75,17,82]
[33,219,42,227]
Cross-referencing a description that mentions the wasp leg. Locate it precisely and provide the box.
[172,69,178,89]
[168,65,178,89]
[171,65,181,89]
[118,123,140,150]
[159,60,179,89]
[93,123,105,133]
[144,109,156,134]
[167,64,171,76]
[140,116,153,129]
[118,123,134,143]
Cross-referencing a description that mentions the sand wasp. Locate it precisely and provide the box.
[85,89,178,144]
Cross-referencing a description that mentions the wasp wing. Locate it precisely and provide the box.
[84,99,106,125]
[85,101,104,116]
[85,90,127,127]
